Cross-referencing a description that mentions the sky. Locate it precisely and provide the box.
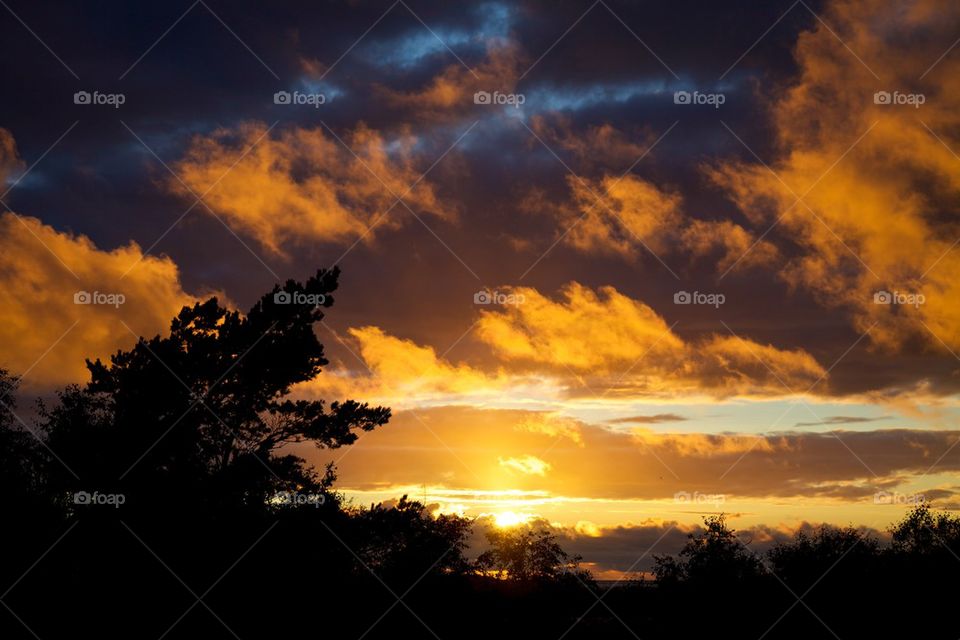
[3,0,960,578]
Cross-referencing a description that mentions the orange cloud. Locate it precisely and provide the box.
[710,0,960,351]
[0,128,23,184]
[301,282,825,405]
[499,454,551,476]
[379,43,524,116]
[475,282,826,396]
[530,114,658,173]
[295,325,554,408]
[566,174,683,256]
[173,122,454,254]
[528,171,778,272]
[0,213,200,388]
[681,219,779,273]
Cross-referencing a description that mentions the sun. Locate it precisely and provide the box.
[492,511,534,528]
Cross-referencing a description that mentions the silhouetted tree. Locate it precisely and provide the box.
[41,267,390,514]
[889,502,960,555]
[653,514,762,584]
[767,525,879,591]
[351,496,473,583]
[477,519,591,583]
[0,369,49,508]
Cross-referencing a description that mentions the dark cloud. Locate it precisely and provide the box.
[794,416,890,428]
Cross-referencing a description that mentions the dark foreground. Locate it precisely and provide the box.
[2,503,959,639]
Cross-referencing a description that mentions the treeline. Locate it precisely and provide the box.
[1,269,957,639]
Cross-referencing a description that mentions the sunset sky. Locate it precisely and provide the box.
[3,0,960,578]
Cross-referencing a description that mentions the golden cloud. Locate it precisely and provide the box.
[528,171,778,272]
[173,122,454,254]
[475,282,826,396]
[301,282,826,405]
[498,454,551,476]
[294,325,549,408]
[566,174,683,256]
[0,212,199,388]
[515,412,584,446]
[710,0,960,350]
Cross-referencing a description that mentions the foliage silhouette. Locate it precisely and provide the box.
[41,267,389,515]
[477,518,593,584]
[654,513,762,585]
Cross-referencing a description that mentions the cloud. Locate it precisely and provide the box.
[564,174,683,257]
[498,454,551,476]
[475,282,826,396]
[606,414,688,424]
[561,520,887,575]
[515,412,584,445]
[0,212,200,388]
[529,114,658,173]
[0,128,23,185]
[793,415,889,428]
[526,172,779,272]
[306,282,825,404]
[172,122,454,254]
[378,42,524,118]
[680,218,780,273]
[294,325,548,409]
[709,0,960,351]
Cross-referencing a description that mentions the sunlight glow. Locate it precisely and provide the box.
[492,511,535,528]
